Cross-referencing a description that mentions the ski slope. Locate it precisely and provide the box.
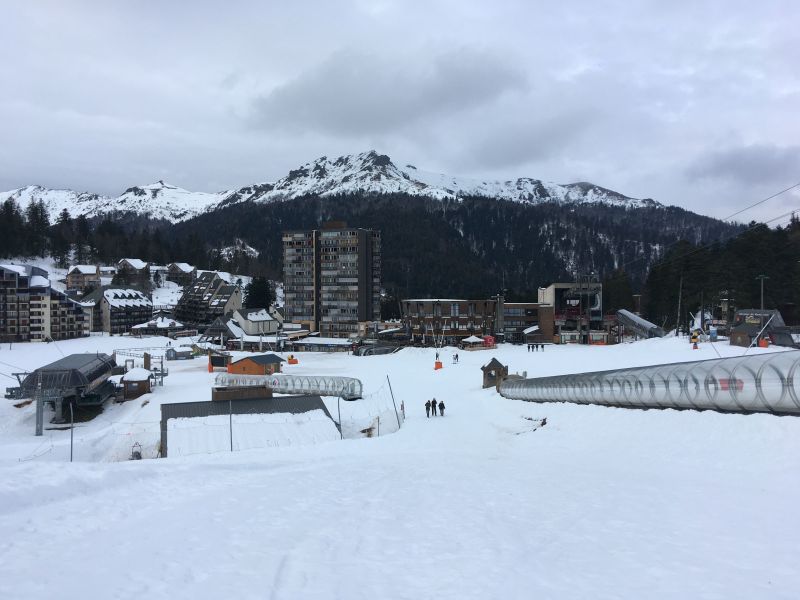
[0,337,798,599]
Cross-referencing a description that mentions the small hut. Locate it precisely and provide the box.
[122,368,152,400]
[481,358,508,389]
[228,354,284,376]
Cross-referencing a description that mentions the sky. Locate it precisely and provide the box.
[1,0,798,224]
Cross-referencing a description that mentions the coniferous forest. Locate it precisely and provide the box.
[2,193,797,324]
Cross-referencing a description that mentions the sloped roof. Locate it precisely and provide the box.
[132,316,183,329]
[103,289,152,308]
[122,368,152,382]
[169,262,194,273]
[119,258,148,270]
[67,265,98,275]
[232,353,285,366]
[481,358,506,371]
[240,308,274,322]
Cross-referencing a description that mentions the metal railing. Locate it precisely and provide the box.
[499,351,800,415]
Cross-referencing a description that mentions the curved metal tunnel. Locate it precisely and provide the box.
[499,351,800,415]
[215,373,364,401]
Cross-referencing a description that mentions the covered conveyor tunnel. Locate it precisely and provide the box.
[499,351,800,415]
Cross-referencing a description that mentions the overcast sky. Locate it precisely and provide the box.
[1,0,798,223]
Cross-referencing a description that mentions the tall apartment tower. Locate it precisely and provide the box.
[283,222,381,338]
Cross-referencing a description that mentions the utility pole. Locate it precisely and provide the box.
[756,275,769,310]
[675,274,683,337]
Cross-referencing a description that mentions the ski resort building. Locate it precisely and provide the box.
[0,264,88,342]
[65,264,101,293]
[401,299,499,345]
[500,302,555,344]
[283,222,381,338]
[166,262,196,286]
[174,272,242,328]
[80,287,153,334]
[115,258,150,287]
[539,282,608,344]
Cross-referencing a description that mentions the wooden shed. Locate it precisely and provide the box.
[228,353,285,376]
[481,358,508,389]
[122,368,152,400]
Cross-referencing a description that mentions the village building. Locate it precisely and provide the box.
[115,258,150,287]
[401,298,499,345]
[174,271,242,328]
[131,316,185,338]
[538,282,609,344]
[121,368,153,400]
[0,264,88,342]
[228,353,285,376]
[166,262,196,286]
[231,307,282,336]
[500,301,555,344]
[81,286,153,334]
[66,265,101,293]
[283,222,381,338]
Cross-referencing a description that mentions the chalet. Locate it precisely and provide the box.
[166,262,196,286]
[115,258,150,287]
[228,354,284,376]
[66,265,101,292]
[174,272,242,328]
[131,316,185,338]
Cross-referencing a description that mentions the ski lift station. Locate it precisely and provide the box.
[12,353,116,424]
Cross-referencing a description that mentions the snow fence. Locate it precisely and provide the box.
[499,351,800,415]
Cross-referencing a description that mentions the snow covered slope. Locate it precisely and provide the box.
[0,337,797,599]
[2,181,226,223]
[222,150,657,208]
[2,151,657,223]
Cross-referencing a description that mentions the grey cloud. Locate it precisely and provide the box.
[686,144,800,185]
[248,47,527,135]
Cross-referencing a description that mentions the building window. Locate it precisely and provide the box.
[450,303,459,317]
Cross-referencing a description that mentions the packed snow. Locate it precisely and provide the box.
[0,336,798,599]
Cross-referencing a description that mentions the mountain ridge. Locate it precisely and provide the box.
[2,151,660,223]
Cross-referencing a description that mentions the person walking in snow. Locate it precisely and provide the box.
[435,350,440,361]
[425,400,431,418]
[438,400,445,417]
[431,397,438,416]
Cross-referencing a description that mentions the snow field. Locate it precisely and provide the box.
[0,336,798,599]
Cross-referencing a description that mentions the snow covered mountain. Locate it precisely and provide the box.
[220,151,658,209]
[2,151,658,223]
[2,181,226,224]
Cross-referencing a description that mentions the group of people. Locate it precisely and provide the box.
[527,343,545,352]
[425,398,445,417]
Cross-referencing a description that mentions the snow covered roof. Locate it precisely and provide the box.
[241,308,274,322]
[169,262,194,272]
[67,265,98,275]
[103,289,152,308]
[290,337,353,346]
[119,258,148,270]
[122,368,152,382]
[132,316,183,329]
[523,325,540,334]
[0,264,28,275]
[463,335,484,343]
[30,275,50,288]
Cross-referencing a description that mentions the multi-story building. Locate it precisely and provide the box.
[80,286,153,334]
[401,298,499,345]
[501,301,555,344]
[66,265,101,293]
[283,223,381,338]
[1,264,87,342]
[538,282,608,344]
[174,272,242,328]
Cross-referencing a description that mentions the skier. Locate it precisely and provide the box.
[438,400,445,416]
[425,400,431,418]
[431,397,438,416]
